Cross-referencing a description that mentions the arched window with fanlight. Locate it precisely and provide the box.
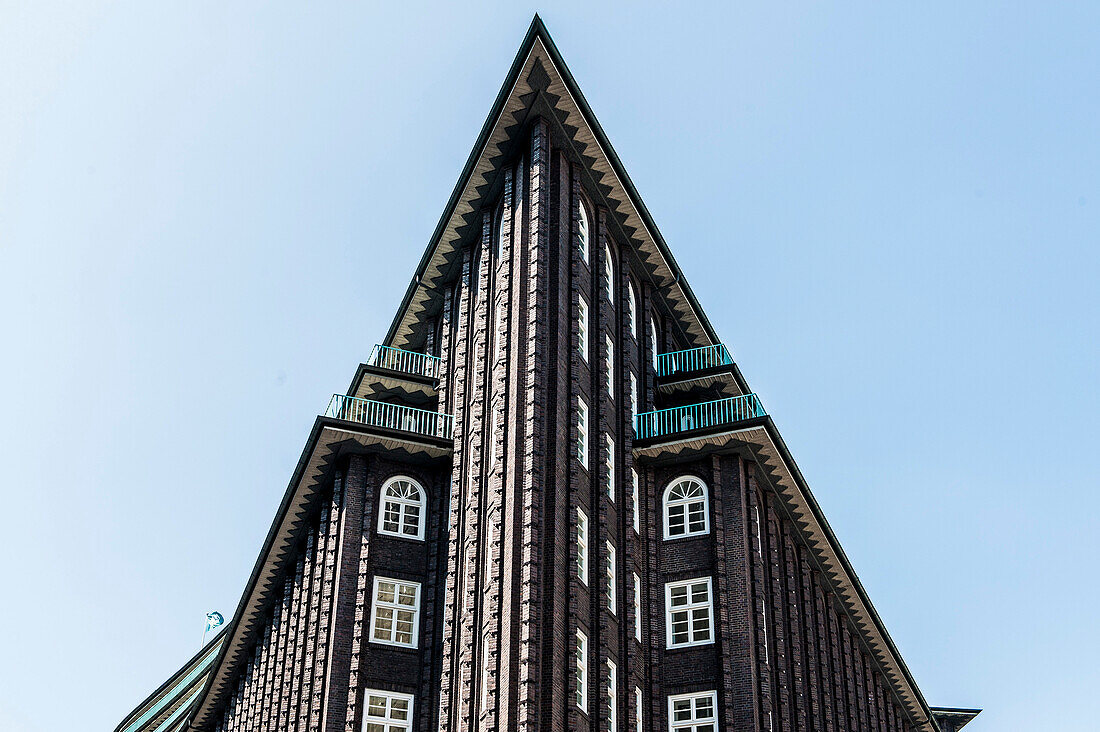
[663,475,710,540]
[378,476,427,540]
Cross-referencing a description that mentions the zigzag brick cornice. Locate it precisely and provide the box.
[634,421,937,732]
[386,19,715,354]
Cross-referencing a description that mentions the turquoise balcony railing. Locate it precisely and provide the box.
[655,344,733,378]
[326,394,454,440]
[368,344,442,380]
[634,393,765,441]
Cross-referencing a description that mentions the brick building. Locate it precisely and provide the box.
[117,16,979,732]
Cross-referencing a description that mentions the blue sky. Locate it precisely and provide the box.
[1,2,1097,730]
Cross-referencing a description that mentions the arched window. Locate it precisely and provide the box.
[378,476,427,540]
[578,202,590,265]
[663,476,710,539]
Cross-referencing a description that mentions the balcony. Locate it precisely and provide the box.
[655,343,732,378]
[654,344,739,398]
[368,344,442,380]
[351,345,442,403]
[634,393,766,443]
[326,394,453,441]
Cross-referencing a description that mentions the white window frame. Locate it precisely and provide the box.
[629,372,637,422]
[606,434,616,502]
[649,316,658,369]
[577,397,589,470]
[665,577,714,649]
[578,295,589,362]
[369,576,421,649]
[606,540,617,615]
[576,629,589,712]
[363,689,414,732]
[663,475,711,540]
[607,659,617,729]
[604,242,615,302]
[495,206,507,263]
[605,334,615,398]
[634,686,643,732]
[631,469,640,535]
[377,475,427,541]
[628,281,638,340]
[633,571,642,642]
[578,202,590,266]
[577,508,589,585]
[667,690,718,732]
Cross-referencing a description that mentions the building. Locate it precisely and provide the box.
[116,16,979,732]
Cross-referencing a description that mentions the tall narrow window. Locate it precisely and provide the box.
[663,476,710,539]
[607,659,617,729]
[605,435,615,502]
[378,476,426,541]
[604,242,615,302]
[495,205,506,263]
[576,629,589,712]
[578,203,590,266]
[629,372,638,422]
[605,541,617,615]
[665,578,714,649]
[363,690,414,732]
[631,469,640,535]
[667,691,717,732]
[633,572,642,642]
[605,334,615,398]
[634,687,643,732]
[577,508,589,585]
[577,397,589,470]
[578,296,589,362]
[649,316,658,370]
[370,577,421,648]
[628,281,638,340]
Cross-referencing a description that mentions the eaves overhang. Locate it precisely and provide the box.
[186,417,452,730]
[382,15,745,388]
[634,417,939,731]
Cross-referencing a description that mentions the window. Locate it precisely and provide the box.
[627,281,638,340]
[607,660,617,729]
[605,541,617,615]
[649,316,658,369]
[603,242,614,302]
[605,334,615,398]
[578,202,590,265]
[633,572,642,642]
[665,578,713,648]
[631,469,640,534]
[378,476,426,540]
[629,372,637,422]
[370,577,421,648]
[496,205,506,262]
[578,296,589,362]
[605,435,615,502]
[576,629,588,712]
[577,508,589,585]
[634,687,643,732]
[663,476,710,539]
[667,691,717,732]
[363,690,414,732]
[577,397,589,469]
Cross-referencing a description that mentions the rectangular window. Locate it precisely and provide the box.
[605,334,615,398]
[667,691,718,732]
[604,242,615,302]
[635,686,643,732]
[607,659,617,729]
[578,296,589,362]
[665,578,713,649]
[631,469,640,534]
[576,629,588,712]
[629,372,637,422]
[606,541,617,615]
[633,572,642,642]
[369,577,421,648]
[606,434,615,502]
[363,689,414,732]
[577,397,589,469]
[577,508,589,585]
[628,282,638,340]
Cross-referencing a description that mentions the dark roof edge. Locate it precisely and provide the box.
[114,633,224,732]
[761,416,937,726]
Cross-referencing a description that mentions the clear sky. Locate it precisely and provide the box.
[1,2,1097,730]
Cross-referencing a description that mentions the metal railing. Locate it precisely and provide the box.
[368,344,442,380]
[326,394,454,440]
[634,393,765,441]
[655,343,733,378]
